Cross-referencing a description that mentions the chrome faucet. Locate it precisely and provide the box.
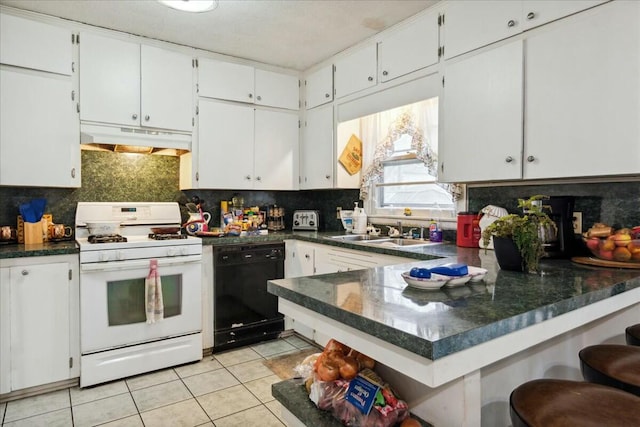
[397,220,403,236]
[420,226,425,240]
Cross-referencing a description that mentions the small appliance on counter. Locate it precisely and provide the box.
[540,196,576,258]
[292,210,319,231]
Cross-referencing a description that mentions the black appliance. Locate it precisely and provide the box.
[543,196,575,258]
[213,242,285,352]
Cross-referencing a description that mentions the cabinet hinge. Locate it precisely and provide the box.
[71,61,75,73]
[196,83,199,93]
[196,58,199,67]
[76,34,80,44]
[69,357,73,368]
[68,269,72,280]
[196,105,199,115]
[71,34,75,44]
[196,172,199,181]
[298,80,301,88]
[441,162,444,173]
[442,76,445,87]
[438,13,445,26]
[304,80,307,87]
[192,117,195,126]
[298,120,301,129]
[71,90,75,101]
[77,103,80,113]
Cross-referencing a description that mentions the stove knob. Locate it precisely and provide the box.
[294,220,300,226]
[99,252,109,262]
[116,251,125,261]
[309,220,315,226]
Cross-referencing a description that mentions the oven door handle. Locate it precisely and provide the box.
[80,255,202,272]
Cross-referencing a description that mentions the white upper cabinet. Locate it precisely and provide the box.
[198,59,255,104]
[196,99,299,190]
[254,109,299,189]
[443,0,605,59]
[301,104,334,189]
[255,69,299,110]
[0,13,72,75]
[520,0,606,30]
[198,58,299,110]
[79,33,140,127]
[79,32,193,132]
[305,65,333,109]
[140,45,194,131]
[524,0,640,179]
[443,0,522,60]
[334,44,377,99]
[440,41,524,182]
[0,68,80,187]
[378,9,440,82]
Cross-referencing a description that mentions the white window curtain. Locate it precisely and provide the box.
[358,101,462,201]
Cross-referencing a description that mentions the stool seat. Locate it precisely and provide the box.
[627,324,640,346]
[510,379,640,427]
[579,344,640,396]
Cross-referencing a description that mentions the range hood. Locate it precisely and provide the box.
[80,123,191,155]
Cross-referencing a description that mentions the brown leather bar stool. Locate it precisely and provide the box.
[510,379,640,427]
[627,324,640,346]
[579,344,640,396]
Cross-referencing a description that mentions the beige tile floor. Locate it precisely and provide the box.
[0,335,315,427]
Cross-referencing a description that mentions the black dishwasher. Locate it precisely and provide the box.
[213,242,285,352]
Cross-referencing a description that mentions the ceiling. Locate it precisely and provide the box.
[0,0,439,71]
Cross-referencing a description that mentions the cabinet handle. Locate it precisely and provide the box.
[507,19,517,28]
[325,93,330,98]
[256,176,261,181]
[505,156,514,163]
[71,168,76,178]
[245,175,251,180]
[248,93,253,99]
[132,113,138,120]
[144,115,150,121]
[256,95,262,101]
[305,254,310,259]
[367,76,373,81]
[21,270,28,276]
[527,155,536,163]
[382,71,388,76]
[325,175,330,179]
[527,12,536,20]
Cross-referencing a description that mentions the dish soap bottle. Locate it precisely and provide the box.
[352,202,367,235]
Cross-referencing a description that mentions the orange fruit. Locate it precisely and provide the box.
[613,247,631,262]
[600,239,616,252]
[627,241,640,254]
[613,233,632,247]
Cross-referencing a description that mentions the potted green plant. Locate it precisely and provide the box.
[481,195,557,272]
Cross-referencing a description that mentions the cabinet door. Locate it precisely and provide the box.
[255,69,299,110]
[305,65,333,109]
[378,10,440,82]
[9,262,70,391]
[79,33,140,126]
[443,0,522,60]
[302,104,334,189]
[141,45,193,132]
[198,58,255,104]
[284,241,315,278]
[197,99,254,189]
[334,44,377,98]
[254,109,299,190]
[0,69,80,187]
[0,13,72,75]
[441,41,523,182]
[524,1,640,179]
[521,0,606,30]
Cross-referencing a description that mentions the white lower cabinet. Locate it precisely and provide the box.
[284,241,316,278]
[0,255,80,394]
[201,245,214,350]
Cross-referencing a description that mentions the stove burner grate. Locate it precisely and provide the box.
[148,233,187,240]
[88,234,128,243]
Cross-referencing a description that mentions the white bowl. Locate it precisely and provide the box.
[401,272,449,290]
[86,221,122,235]
[440,274,472,288]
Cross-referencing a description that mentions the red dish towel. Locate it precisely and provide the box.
[145,259,164,323]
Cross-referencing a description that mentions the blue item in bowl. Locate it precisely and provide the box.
[409,267,431,278]
[429,263,469,276]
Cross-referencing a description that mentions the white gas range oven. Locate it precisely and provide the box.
[75,202,202,387]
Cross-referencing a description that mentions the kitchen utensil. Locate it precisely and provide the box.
[151,227,181,235]
[31,198,46,221]
[86,221,122,235]
[19,203,36,223]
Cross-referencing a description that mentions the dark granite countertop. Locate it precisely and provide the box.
[0,240,78,259]
[268,251,640,361]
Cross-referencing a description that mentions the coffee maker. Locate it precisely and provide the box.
[541,196,575,258]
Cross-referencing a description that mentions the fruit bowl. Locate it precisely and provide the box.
[583,235,640,263]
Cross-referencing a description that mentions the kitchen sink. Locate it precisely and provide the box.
[325,234,390,242]
[361,238,440,247]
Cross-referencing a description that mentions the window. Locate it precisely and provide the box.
[351,97,456,218]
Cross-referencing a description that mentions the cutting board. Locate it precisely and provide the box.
[571,257,640,269]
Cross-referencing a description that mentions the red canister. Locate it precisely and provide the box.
[457,212,481,247]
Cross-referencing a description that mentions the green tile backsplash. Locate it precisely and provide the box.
[0,150,637,234]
